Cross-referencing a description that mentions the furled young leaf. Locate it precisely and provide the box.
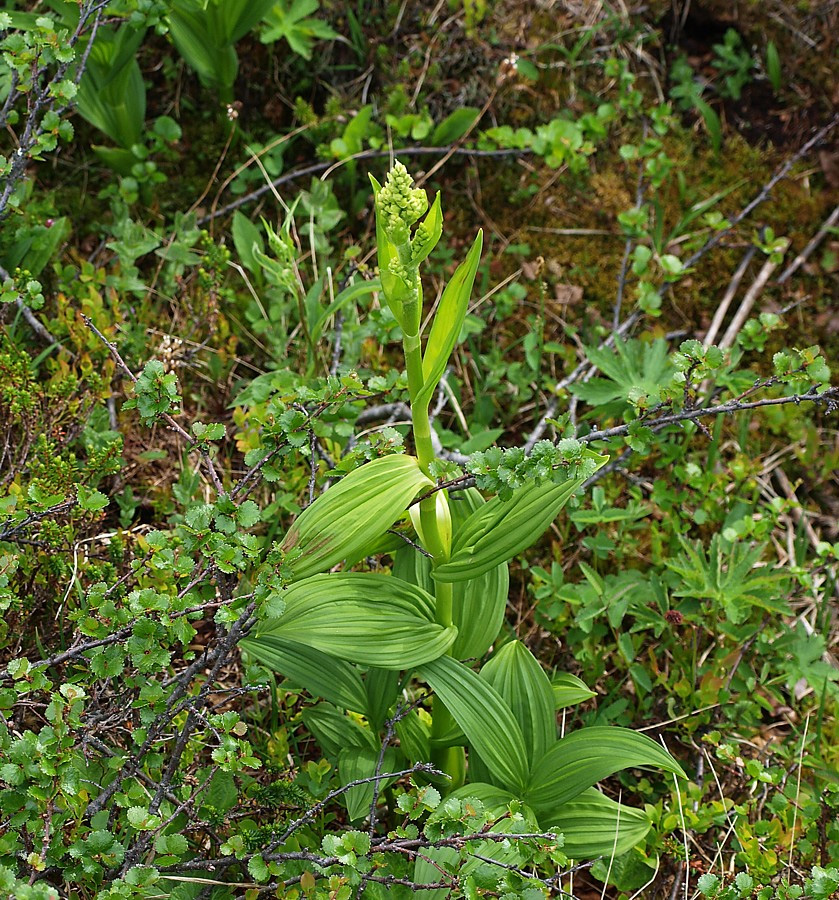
[539,787,651,859]
[243,573,456,669]
[240,635,368,713]
[167,3,239,93]
[231,211,265,276]
[524,726,685,814]
[418,656,529,792]
[281,454,433,580]
[480,641,555,768]
[393,488,508,659]
[339,747,398,821]
[416,231,483,408]
[433,452,607,582]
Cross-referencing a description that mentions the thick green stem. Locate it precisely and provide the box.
[397,218,464,787]
[403,330,434,473]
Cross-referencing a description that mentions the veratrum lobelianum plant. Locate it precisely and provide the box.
[241,162,686,869]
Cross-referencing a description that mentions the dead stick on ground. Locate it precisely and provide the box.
[777,203,839,284]
[718,256,778,350]
[704,246,756,348]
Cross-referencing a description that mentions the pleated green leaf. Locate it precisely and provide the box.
[393,488,508,659]
[281,454,433,580]
[552,672,596,710]
[76,26,146,150]
[416,231,483,408]
[364,667,400,731]
[240,635,367,713]
[301,703,378,758]
[244,573,456,669]
[395,709,431,766]
[339,747,398,821]
[418,656,529,792]
[539,787,652,859]
[433,451,607,582]
[524,726,686,814]
[446,782,517,811]
[480,641,556,768]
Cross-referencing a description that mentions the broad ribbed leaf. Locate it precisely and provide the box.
[480,641,555,768]
[76,26,146,149]
[433,451,607,582]
[339,747,398,821]
[244,573,456,669]
[393,488,508,659]
[539,787,651,859]
[281,454,432,580]
[552,672,596,710]
[418,656,529,792]
[447,782,517,810]
[525,726,686,814]
[365,667,400,730]
[395,709,430,766]
[240,635,367,713]
[416,231,483,408]
[301,703,378,758]
[168,5,238,90]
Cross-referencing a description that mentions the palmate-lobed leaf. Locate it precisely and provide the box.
[569,338,674,412]
[433,452,607,582]
[393,488,509,659]
[418,656,529,793]
[665,534,788,625]
[524,726,685,815]
[242,573,456,669]
[281,454,433,581]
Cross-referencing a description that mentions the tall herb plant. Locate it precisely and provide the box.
[242,163,685,866]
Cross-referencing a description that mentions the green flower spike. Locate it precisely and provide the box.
[370,161,442,336]
[377,161,429,244]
